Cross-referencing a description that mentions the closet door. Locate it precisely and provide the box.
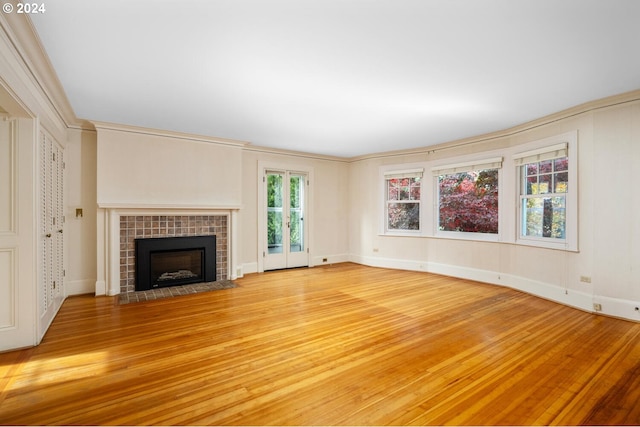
[38,131,65,339]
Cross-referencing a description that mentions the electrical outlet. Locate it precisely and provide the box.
[593,303,602,312]
[580,276,592,283]
[322,258,328,263]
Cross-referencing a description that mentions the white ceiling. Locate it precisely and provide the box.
[30,0,640,157]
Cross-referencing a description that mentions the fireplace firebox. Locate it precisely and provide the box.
[135,235,216,291]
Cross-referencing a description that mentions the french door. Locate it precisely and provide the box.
[263,170,308,270]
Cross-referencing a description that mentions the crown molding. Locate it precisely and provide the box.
[92,88,640,164]
[243,143,350,163]
[1,5,79,130]
[92,119,350,162]
[348,89,640,162]
[91,120,250,149]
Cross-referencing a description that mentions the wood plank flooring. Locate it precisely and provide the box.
[2,263,640,425]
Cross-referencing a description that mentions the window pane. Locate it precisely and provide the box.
[527,176,538,195]
[539,174,552,194]
[388,184,399,201]
[554,157,568,172]
[410,181,421,200]
[399,185,410,200]
[289,209,303,253]
[388,202,420,230]
[267,174,283,208]
[438,169,499,234]
[290,176,302,209]
[523,157,569,196]
[522,196,566,239]
[555,172,568,193]
[267,209,283,253]
[539,160,552,174]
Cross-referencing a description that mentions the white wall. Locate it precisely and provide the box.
[89,124,351,284]
[592,102,640,307]
[95,125,244,207]
[240,149,350,274]
[65,128,97,295]
[348,95,640,322]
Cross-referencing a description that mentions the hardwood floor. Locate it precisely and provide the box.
[2,263,640,425]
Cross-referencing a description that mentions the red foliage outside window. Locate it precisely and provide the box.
[438,169,499,234]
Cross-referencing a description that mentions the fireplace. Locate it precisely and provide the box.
[135,235,216,291]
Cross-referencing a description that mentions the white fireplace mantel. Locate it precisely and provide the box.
[96,204,241,296]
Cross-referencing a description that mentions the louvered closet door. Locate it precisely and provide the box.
[39,132,64,339]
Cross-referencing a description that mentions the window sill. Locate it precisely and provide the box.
[516,237,578,252]
[435,231,500,243]
[380,231,427,238]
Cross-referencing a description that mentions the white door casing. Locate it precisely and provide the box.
[258,162,313,272]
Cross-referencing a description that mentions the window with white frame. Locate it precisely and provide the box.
[513,132,577,251]
[384,168,423,233]
[515,144,569,241]
[433,157,502,238]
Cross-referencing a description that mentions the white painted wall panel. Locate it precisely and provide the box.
[0,248,15,328]
[96,127,243,207]
[0,117,37,351]
[0,120,13,233]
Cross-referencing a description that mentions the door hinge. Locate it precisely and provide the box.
[263,176,266,183]
[63,269,66,277]
[263,251,265,257]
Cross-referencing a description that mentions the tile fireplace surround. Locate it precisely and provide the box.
[96,207,239,296]
[119,215,227,294]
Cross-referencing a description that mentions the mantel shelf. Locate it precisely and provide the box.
[97,203,242,210]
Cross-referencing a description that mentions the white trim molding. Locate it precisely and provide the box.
[347,254,633,321]
[96,206,240,296]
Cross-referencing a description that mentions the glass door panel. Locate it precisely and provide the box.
[264,170,308,270]
[289,174,304,254]
[267,173,284,255]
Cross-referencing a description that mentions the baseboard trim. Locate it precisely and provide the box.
[95,280,106,296]
[312,253,350,267]
[350,254,638,322]
[240,262,258,276]
[66,279,95,296]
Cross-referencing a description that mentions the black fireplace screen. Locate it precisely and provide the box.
[135,236,216,291]
[151,249,203,285]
